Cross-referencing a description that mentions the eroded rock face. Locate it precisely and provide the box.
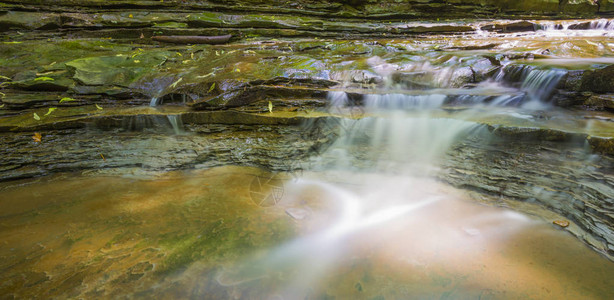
[440,132,614,260]
[0,0,614,267]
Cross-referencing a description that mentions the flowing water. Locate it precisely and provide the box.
[2,21,614,299]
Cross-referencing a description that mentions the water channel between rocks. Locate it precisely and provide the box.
[2,9,614,299]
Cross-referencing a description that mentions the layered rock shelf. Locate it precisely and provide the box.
[1,0,614,287]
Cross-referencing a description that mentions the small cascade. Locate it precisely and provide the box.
[149,97,160,107]
[495,64,534,83]
[167,115,185,135]
[520,69,566,102]
[590,19,614,30]
[363,94,446,110]
[312,113,487,175]
[494,65,565,105]
[327,91,350,108]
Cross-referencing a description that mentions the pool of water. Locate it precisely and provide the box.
[1,166,613,299]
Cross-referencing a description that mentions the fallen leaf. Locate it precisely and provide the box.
[128,14,133,18]
[215,50,220,56]
[140,32,144,39]
[95,104,103,110]
[208,82,216,93]
[268,101,273,113]
[44,107,57,116]
[170,77,183,88]
[34,77,54,81]
[0,104,4,108]
[100,153,106,161]
[134,60,140,63]
[32,132,42,143]
[59,97,76,104]
[33,112,41,120]
[553,220,570,228]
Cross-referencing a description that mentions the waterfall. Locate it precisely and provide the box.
[520,69,566,102]
[363,93,446,110]
[167,115,185,135]
[590,19,614,30]
[149,97,160,107]
[494,65,565,105]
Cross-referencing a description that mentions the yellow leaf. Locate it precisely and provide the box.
[33,113,41,120]
[0,104,4,108]
[129,14,133,18]
[176,52,182,56]
[100,153,106,161]
[268,101,273,113]
[170,78,183,88]
[235,68,240,73]
[34,77,54,81]
[59,97,76,103]
[208,82,216,93]
[215,51,220,56]
[190,52,194,59]
[32,132,42,143]
[134,59,140,63]
[44,107,57,116]
[95,104,103,110]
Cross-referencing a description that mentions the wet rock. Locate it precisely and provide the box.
[65,52,170,87]
[480,21,537,33]
[10,76,73,92]
[0,11,61,31]
[580,65,614,93]
[0,92,68,109]
[562,70,585,91]
[582,94,614,111]
[567,21,592,30]
[450,67,475,88]
[190,86,327,109]
[188,78,335,110]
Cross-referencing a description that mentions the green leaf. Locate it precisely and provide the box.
[33,112,41,120]
[0,104,5,108]
[59,97,76,103]
[44,107,57,116]
[268,101,273,113]
[208,82,215,93]
[34,77,54,82]
[95,104,103,110]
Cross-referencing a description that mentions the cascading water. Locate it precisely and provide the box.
[166,115,185,135]
[590,19,614,30]
[494,64,566,107]
[520,69,567,103]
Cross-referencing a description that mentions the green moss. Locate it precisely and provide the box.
[153,22,188,28]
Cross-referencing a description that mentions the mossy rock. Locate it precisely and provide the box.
[581,65,614,93]
[65,51,170,87]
